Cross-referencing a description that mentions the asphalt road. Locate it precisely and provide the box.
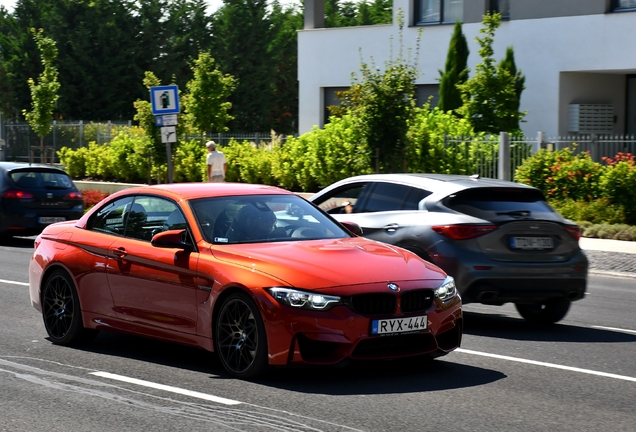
[1,236,635,431]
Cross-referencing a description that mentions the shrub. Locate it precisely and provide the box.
[81,189,109,210]
[407,105,477,173]
[58,146,87,178]
[173,139,206,183]
[600,154,636,224]
[549,198,625,225]
[583,223,636,241]
[223,139,276,185]
[515,146,604,201]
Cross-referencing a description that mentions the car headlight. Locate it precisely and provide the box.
[267,287,341,311]
[434,276,457,302]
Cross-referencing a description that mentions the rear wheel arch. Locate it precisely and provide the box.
[40,267,98,345]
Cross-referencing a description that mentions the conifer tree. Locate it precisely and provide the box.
[498,46,526,131]
[438,20,469,114]
[457,12,525,134]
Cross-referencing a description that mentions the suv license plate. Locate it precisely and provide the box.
[39,216,65,224]
[371,315,428,335]
[510,236,553,250]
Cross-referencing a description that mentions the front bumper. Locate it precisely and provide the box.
[255,290,463,366]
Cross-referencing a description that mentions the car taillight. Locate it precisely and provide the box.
[64,191,83,200]
[432,224,498,240]
[564,225,581,241]
[1,190,34,199]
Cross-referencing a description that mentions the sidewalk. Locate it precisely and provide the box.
[579,238,636,276]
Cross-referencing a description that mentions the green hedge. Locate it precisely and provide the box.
[515,148,636,226]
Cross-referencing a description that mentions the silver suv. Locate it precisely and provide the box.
[310,173,588,324]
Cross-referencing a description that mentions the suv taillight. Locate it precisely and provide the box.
[432,224,498,240]
[2,190,34,199]
[564,225,582,241]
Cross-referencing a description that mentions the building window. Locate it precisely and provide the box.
[614,0,636,10]
[415,0,463,25]
[489,0,510,19]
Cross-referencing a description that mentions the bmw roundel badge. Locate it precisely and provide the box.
[387,283,399,292]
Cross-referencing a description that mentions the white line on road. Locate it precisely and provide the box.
[0,279,29,286]
[456,348,636,382]
[592,325,636,335]
[90,372,242,405]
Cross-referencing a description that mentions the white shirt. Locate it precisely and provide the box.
[206,150,226,175]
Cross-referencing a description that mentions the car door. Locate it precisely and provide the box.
[315,181,431,247]
[106,195,200,334]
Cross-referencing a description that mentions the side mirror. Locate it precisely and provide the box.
[151,229,192,249]
[340,221,363,236]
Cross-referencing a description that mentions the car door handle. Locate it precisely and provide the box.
[383,224,399,232]
[112,247,127,258]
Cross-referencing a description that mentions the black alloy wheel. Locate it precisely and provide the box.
[215,292,268,379]
[515,299,571,325]
[42,269,98,345]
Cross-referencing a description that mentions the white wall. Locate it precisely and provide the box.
[298,2,636,137]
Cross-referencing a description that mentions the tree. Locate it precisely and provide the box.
[457,12,525,134]
[438,20,469,114]
[182,51,236,137]
[331,10,422,173]
[22,28,60,148]
[269,1,303,134]
[497,46,526,131]
[0,0,43,121]
[211,0,275,132]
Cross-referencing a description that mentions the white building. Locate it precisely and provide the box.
[298,0,636,138]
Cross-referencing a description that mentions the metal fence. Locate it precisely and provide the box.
[1,121,132,163]
[549,134,636,161]
[443,134,534,180]
[1,121,635,178]
[443,133,636,180]
[0,121,289,163]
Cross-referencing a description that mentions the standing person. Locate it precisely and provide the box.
[206,140,227,182]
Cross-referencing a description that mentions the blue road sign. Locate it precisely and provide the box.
[150,85,180,115]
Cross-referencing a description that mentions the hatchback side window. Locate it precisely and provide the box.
[357,183,417,212]
[314,183,368,214]
[403,188,432,210]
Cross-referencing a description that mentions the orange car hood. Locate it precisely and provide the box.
[211,237,445,289]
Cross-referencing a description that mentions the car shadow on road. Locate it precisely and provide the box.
[0,235,36,248]
[73,331,505,395]
[462,310,636,343]
[257,357,505,395]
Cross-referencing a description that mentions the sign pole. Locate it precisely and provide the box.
[166,142,173,183]
[150,86,180,184]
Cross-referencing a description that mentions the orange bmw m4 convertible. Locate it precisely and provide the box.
[29,183,462,378]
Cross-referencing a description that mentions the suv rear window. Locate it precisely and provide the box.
[443,187,559,221]
[10,170,74,189]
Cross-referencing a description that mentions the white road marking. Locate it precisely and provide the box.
[592,325,636,335]
[90,371,242,405]
[456,348,636,382]
[0,279,29,286]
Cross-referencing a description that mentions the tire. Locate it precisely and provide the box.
[515,299,571,324]
[41,269,98,345]
[215,292,268,379]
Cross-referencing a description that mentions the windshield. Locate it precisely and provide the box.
[190,194,351,244]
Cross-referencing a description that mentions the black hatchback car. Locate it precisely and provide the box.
[0,162,84,238]
[310,174,588,324]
